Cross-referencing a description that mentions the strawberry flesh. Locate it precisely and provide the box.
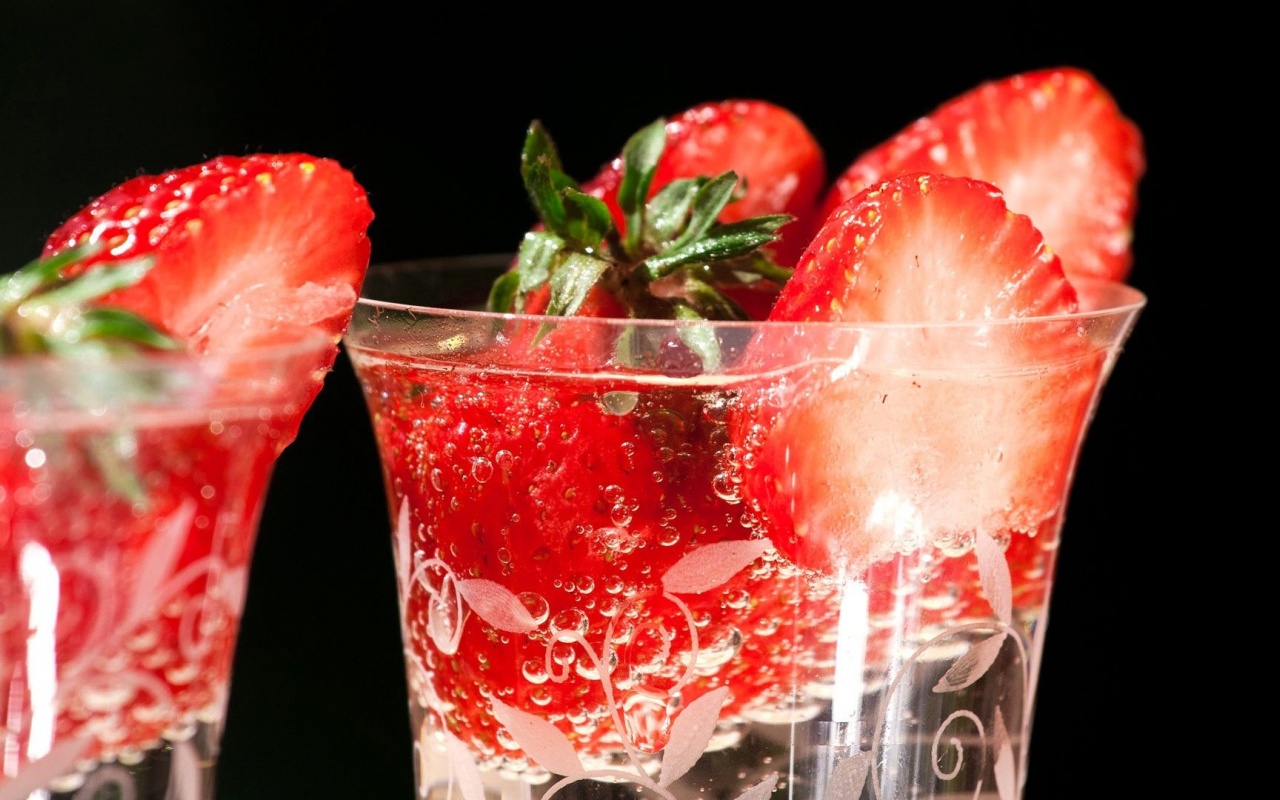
[43,153,373,362]
[744,174,1103,576]
[821,68,1144,283]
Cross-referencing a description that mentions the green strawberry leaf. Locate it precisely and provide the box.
[647,178,701,245]
[640,214,792,280]
[682,275,749,322]
[487,271,521,314]
[523,157,570,238]
[2,245,87,309]
[28,258,154,310]
[545,253,610,318]
[617,118,665,255]
[673,303,721,372]
[76,308,181,350]
[560,188,615,250]
[521,121,567,185]
[1,244,186,507]
[668,171,741,251]
[498,115,800,363]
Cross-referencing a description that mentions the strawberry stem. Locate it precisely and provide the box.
[2,244,184,506]
[491,116,797,370]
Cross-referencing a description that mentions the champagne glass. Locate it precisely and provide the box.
[1,327,332,799]
[346,256,1143,800]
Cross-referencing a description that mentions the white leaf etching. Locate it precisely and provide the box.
[456,579,538,633]
[934,632,1008,692]
[735,773,779,800]
[828,751,872,799]
[993,706,1017,800]
[445,733,487,800]
[0,736,90,800]
[974,531,1012,624]
[659,686,729,787]
[491,697,583,777]
[661,540,771,594]
[396,498,412,602]
[423,567,465,655]
[124,499,195,629]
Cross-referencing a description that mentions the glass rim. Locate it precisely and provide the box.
[355,255,1148,332]
[0,323,334,375]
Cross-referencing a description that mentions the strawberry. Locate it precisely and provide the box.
[357,353,842,766]
[487,116,800,371]
[2,154,371,783]
[41,153,373,420]
[742,173,1105,579]
[493,101,823,328]
[583,99,826,272]
[820,67,1144,283]
[355,114,836,765]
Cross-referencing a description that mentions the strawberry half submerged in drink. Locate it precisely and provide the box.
[1,154,372,791]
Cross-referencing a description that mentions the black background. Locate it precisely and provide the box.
[3,5,1200,798]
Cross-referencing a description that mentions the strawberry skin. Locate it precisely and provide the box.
[359,357,841,764]
[585,99,826,274]
[747,173,1102,575]
[43,154,373,356]
[821,67,1144,283]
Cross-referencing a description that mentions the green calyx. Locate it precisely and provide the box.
[1,243,179,357]
[487,118,794,326]
[1,244,181,506]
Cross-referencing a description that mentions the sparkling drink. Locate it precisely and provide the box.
[0,330,331,799]
[346,259,1143,799]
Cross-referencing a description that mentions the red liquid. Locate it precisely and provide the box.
[355,351,1074,777]
[1,406,296,781]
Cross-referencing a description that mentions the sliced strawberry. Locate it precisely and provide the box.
[42,154,373,410]
[821,67,1144,283]
[585,99,826,276]
[776,172,1076,324]
[743,173,1104,576]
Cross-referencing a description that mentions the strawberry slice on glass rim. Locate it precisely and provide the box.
[821,67,1145,284]
[738,172,1109,580]
[42,153,374,434]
